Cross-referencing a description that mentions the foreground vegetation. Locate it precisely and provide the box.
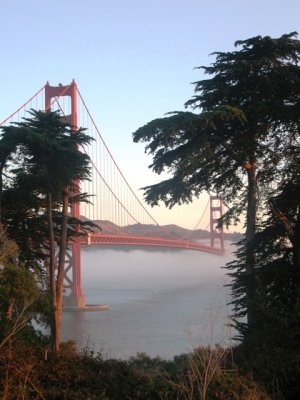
[0,340,271,400]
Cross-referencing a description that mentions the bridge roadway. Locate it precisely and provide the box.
[80,233,224,255]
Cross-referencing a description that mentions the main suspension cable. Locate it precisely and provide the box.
[76,87,160,226]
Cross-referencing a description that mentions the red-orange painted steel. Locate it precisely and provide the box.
[81,233,225,256]
[210,196,225,251]
[45,81,85,307]
[44,81,225,308]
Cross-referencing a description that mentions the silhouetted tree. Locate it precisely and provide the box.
[0,110,94,351]
[132,32,300,330]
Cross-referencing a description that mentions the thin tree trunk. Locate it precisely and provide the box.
[54,188,69,352]
[47,192,57,351]
[245,161,257,327]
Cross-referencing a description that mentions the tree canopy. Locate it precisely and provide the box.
[0,109,94,351]
[133,32,300,395]
[133,32,300,328]
[133,32,300,214]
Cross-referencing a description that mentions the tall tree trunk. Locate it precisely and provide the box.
[54,188,69,352]
[245,161,257,328]
[47,192,57,351]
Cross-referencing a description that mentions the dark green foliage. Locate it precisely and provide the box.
[229,143,300,398]
[0,109,97,351]
[225,110,300,399]
[133,108,247,213]
[0,344,269,400]
[133,33,300,218]
[0,263,49,346]
[133,33,300,330]
[0,110,95,268]
[133,32,300,398]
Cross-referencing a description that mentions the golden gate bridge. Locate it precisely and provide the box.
[0,80,224,308]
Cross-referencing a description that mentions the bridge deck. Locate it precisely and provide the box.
[80,233,224,255]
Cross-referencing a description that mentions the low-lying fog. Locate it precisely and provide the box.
[81,241,235,291]
[62,241,236,359]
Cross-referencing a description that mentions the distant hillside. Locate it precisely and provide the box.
[92,220,242,242]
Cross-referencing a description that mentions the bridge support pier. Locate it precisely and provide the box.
[63,242,86,308]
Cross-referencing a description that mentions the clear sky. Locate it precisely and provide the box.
[1,0,299,231]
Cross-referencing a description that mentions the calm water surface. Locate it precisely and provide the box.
[61,243,235,360]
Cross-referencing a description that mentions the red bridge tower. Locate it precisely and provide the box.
[45,81,86,308]
[210,196,225,252]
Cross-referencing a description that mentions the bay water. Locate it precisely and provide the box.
[61,242,235,360]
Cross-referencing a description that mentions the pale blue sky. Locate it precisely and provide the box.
[1,1,299,230]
